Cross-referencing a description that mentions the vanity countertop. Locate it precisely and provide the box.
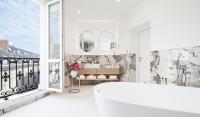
[83,63,119,69]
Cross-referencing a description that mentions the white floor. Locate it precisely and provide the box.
[2,85,101,117]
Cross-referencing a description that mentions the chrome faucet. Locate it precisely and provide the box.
[176,65,190,86]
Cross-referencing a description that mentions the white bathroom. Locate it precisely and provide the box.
[0,0,200,117]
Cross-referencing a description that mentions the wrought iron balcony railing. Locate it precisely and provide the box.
[0,57,40,100]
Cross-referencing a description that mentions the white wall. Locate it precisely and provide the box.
[64,0,77,54]
[118,16,132,53]
[64,1,131,54]
[129,0,151,53]
[130,0,200,51]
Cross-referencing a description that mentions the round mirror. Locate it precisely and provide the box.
[80,30,95,52]
[98,30,116,51]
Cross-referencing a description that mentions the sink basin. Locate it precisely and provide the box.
[100,64,111,68]
[84,64,101,68]
[101,64,120,68]
[84,64,120,69]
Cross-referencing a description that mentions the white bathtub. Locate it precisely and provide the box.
[94,82,200,117]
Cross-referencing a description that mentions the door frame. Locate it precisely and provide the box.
[131,21,151,82]
[46,0,64,92]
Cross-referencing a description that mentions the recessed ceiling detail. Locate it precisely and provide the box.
[67,0,141,18]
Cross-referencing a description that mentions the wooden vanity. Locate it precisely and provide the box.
[78,68,120,81]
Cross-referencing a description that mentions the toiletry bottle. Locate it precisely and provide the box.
[161,77,165,85]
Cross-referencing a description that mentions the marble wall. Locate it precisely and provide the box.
[150,46,200,87]
[64,54,136,83]
[65,46,200,88]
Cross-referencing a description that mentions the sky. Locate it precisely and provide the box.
[0,0,40,54]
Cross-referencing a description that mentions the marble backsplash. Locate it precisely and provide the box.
[65,46,200,88]
[150,46,200,87]
[65,54,136,82]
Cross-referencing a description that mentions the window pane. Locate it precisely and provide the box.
[49,62,60,89]
[49,2,60,59]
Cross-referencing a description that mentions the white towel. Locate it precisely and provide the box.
[79,75,85,79]
[97,75,106,79]
[87,75,96,79]
[109,75,117,80]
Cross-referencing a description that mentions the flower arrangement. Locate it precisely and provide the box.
[65,61,80,78]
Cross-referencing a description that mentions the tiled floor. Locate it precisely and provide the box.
[2,85,101,117]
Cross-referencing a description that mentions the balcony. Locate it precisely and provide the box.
[0,57,40,100]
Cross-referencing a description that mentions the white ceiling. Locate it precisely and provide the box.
[66,0,142,19]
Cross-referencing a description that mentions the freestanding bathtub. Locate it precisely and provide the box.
[94,82,200,117]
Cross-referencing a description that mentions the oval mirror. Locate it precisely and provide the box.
[98,30,116,51]
[80,30,95,52]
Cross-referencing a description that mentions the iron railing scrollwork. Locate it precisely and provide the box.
[0,57,40,100]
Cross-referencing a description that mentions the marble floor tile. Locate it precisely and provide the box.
[2,85,101,117]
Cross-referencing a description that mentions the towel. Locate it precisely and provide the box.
[87,75,96,79]
[97,75,106,79]
[109,75,117,80]
[79,75,85,79]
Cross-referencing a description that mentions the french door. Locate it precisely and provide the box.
[46,0,63,92]
[135,22,151,83]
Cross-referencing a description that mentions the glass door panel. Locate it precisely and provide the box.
[49,2,60,59]
[49,62,60,89]
[47,0,63,92]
